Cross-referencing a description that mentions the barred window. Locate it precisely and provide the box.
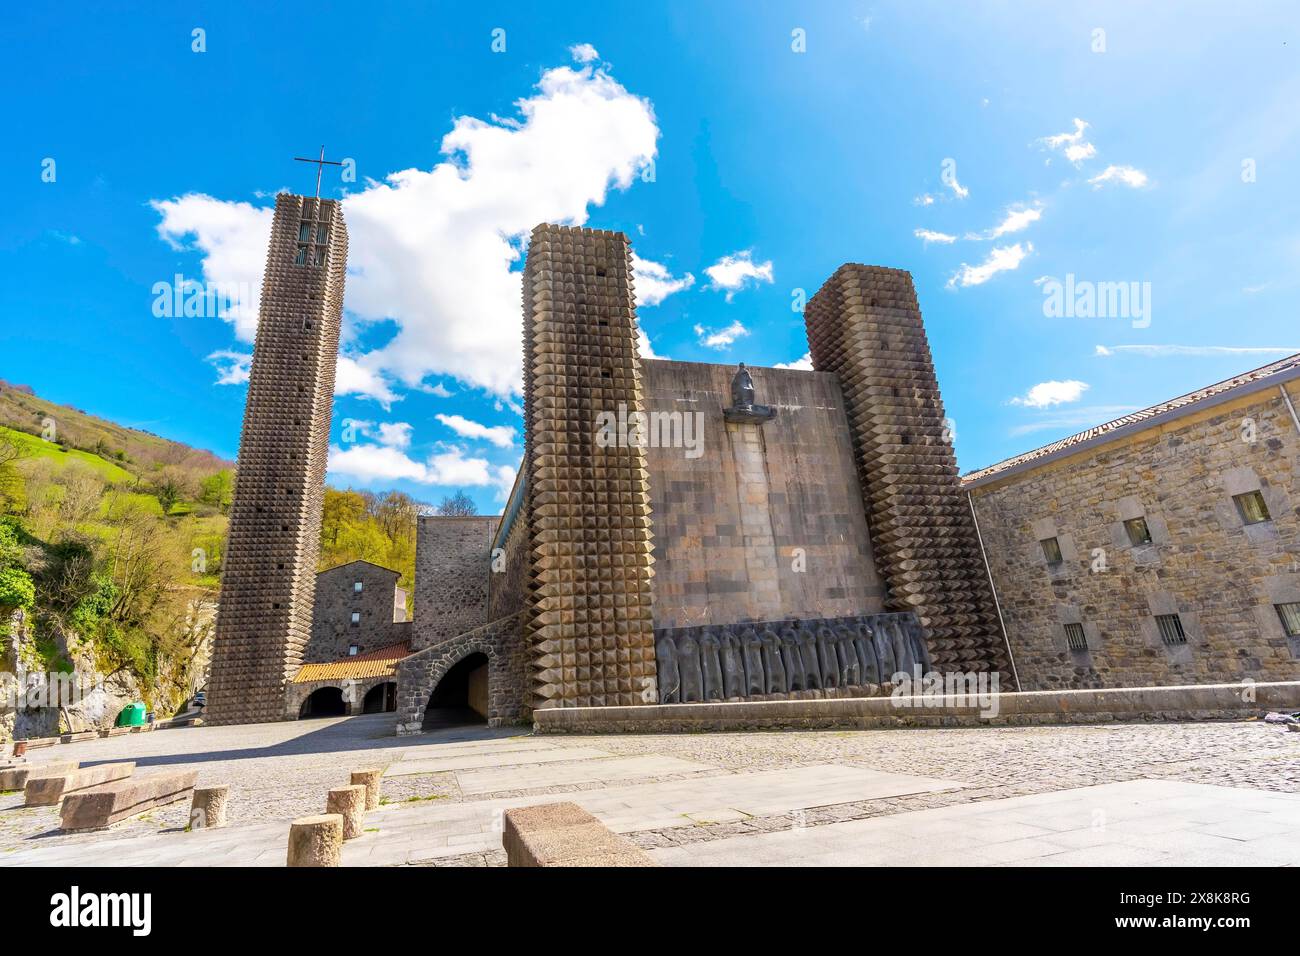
[1155,614,1187,646]
[1064,622,1088,651]
[1041,536,1063,564]
[1276,602,1300,638]
[1124,516,1152,546]
[1233,491,1270,524]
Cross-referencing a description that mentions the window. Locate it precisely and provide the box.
[1124,516,1153,546]
[1155,614,1187,646]
[348,644,359,656]
[1276,602,1300,638]
[354,581,363,593]
[1233,491,1271,524]
[1040,537,1063,564]
[1064,622,1088,651]
[298,222,313,242]
[294,245,309,265]
[350,612,360,626]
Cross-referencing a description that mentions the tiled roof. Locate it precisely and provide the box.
[962,352,1300,487]
[291,640,412,684]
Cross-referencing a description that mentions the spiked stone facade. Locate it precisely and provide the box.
[805,265,1009,676]
[206,195,348,725]
[522,224,657,709]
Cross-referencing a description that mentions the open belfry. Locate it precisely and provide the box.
[805,266,1008,674]
[205,194,348,725]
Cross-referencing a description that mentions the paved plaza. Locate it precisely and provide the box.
[2,715,1298,866]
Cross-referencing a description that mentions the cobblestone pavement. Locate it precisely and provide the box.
[1,715,1296,863]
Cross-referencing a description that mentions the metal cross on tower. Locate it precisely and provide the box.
[293,145,343,198]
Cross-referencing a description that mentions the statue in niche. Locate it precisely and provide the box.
[740,624,766,696]
[723,363,777,425]
[676,631,703,703]
[699,628,725,701]
[655,634,681,704]
[886,619,913,678]
[795,620,822,690]
[834,621,861,686]
[719,629,746,699]
[779,622,804,691]
[906,618,933,672]
[816,621,840,689]
[760,624,787,694]
[853,619,880,687]
[871,617,898,684]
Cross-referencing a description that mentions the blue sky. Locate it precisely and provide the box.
[3,2,1298,513]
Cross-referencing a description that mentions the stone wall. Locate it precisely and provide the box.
[394,612,528,733]
[488,496,529,620]
[413,515,497,651]
[968,383,1300,690]
[642,360,885,629]
[308,561,406,662]
[206,194,348,726]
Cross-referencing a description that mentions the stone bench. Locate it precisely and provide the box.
[60,770,197,831]
[502,802,658,867]
[24,762,136,807]
[1,760,79,792]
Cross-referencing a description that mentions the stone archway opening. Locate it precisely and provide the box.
[423,652,489,730]
[363,681,397,714]
[299,686,346,719]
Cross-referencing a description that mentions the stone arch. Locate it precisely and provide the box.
[298,686,346,719]
[362,681,397,714]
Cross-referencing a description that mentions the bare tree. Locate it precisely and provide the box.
[435,491,477,516]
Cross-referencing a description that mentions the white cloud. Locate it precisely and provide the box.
[435,413,516,448]
[153,197,274,342]
[914,228,957,245]
[945,173,970,200]
[1009,380,1089,408]
[631,253,694,306]
[1007,405,1143,437]
[419,381,453,397]
[1039,118,1096,166]
[153,55,659,403]
[570,43,600,64]
[1095,344,1299,358]
[335,355,400,407]
[913,193,935,206]
[375,422,413,449]
[206,350,251,385]
[637,328,665,360]
[947,242,1033,288]
[968,203,1042,240]
[774,352,814,370]
[328,442,514,497]
[704,251,774,301]
[1088,165,1150,189]
[693,320,749,350]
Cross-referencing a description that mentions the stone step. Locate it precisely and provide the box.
[503,802,658,867]
[0,760,79,792]
[60,770,198,831]
[24,762,136,807]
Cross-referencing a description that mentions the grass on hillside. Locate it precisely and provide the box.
[2,425,135,483]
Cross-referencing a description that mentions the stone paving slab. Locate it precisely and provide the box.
[384,746,611,777]
[455,755,714,795]
[646,780,1300,867]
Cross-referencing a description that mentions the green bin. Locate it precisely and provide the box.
[116,702,147,727]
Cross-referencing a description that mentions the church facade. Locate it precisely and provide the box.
[206,197,1300,730]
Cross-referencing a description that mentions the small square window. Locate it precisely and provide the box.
[354,581,363,593]
[1233,491,1270,525]
[348,644,359,656]
[1155,613,1187,646]
[1040,537,1063,564]
[1124,516,1153,546]
[1276,602,1300,638]
[350,612,360,626]
[1064,622,1088,651]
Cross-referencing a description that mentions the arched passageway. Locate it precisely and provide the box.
[299,686,346,719]
[363,681,397,714]
[423,653,489,730]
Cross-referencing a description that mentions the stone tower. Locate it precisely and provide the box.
[205,194,348,725]
[805,265,1009,675]
[522,224,657,708]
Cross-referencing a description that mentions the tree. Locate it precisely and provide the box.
[151,467,191,516]
[436,491,477,516]
[198,469,234,514]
